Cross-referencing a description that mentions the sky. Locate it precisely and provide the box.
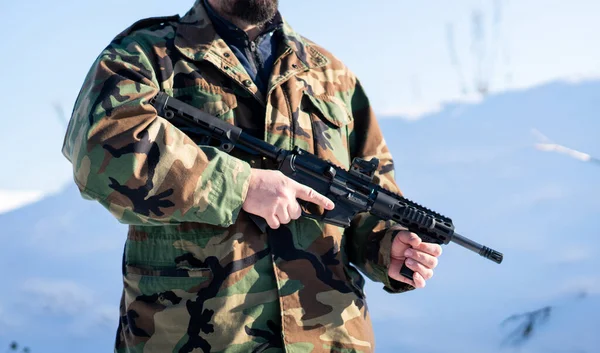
[0,0,598,205]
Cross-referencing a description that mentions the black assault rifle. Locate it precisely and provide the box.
[150,92,503,281]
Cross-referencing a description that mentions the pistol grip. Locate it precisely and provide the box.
[248,213,268,233]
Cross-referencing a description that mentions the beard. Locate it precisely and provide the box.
[222,0,279,25]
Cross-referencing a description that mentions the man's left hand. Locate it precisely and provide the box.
[387,228,443,289]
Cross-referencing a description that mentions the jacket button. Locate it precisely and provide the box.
[243,79,253,87]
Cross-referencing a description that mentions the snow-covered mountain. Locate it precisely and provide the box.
[367,79,600,353]
[0,185,126,352]
[1,79,598,353]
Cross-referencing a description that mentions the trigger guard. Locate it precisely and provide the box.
[299,200,318,219]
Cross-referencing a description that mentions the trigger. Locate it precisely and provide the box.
[298,199,310,211]
[297,199,323,221]
[298,199,314,218]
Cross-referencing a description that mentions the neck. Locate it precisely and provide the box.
[206,0,263,41]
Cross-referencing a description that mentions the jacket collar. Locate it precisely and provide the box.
[202,0,283,45]
[174,1,328,71]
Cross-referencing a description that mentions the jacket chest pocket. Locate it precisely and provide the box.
[300,92,353,169]
[170,83,239,125]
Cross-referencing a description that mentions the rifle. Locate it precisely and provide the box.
[150,92,503,281]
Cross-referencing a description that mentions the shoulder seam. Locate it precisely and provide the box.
[116,14,180,39]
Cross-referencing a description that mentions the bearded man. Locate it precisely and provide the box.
[62,0,442,352]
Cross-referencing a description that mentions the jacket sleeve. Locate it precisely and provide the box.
[344,79,414,294]
[61,36,251,227]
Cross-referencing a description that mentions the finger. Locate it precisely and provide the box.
[391,231,422,258]
[414,242,443,257]
[266,215,280,229]
[276,205,291,225]
[288,201,302,220]
[411,270,427,289]
[294,183,334,210]
[387,258,416,287]
[405,258,434,281]
[404,248,439,269]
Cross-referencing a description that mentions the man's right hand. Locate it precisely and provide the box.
[242,169,335,229]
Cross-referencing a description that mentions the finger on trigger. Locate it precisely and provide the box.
[295,184,334,210]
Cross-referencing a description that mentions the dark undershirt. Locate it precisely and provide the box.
[203,0,283,96]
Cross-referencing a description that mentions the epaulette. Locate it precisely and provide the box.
[115,15,181,39]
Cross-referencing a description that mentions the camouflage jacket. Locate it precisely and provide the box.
[62,2,412,352]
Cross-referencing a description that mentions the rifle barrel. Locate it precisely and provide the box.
[452,232,503,264]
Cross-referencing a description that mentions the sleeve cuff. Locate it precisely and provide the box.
[377,226,415,294]
[196,154,252,227]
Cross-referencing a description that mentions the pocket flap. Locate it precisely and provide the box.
[202,99,235,117]
[171,84,238,118]
[303,92,352,128]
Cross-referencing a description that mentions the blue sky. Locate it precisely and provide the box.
[0,0,598,203]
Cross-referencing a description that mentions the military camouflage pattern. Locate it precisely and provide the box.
[62,1,412,352]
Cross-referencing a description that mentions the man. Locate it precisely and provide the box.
[62,0,442,351]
